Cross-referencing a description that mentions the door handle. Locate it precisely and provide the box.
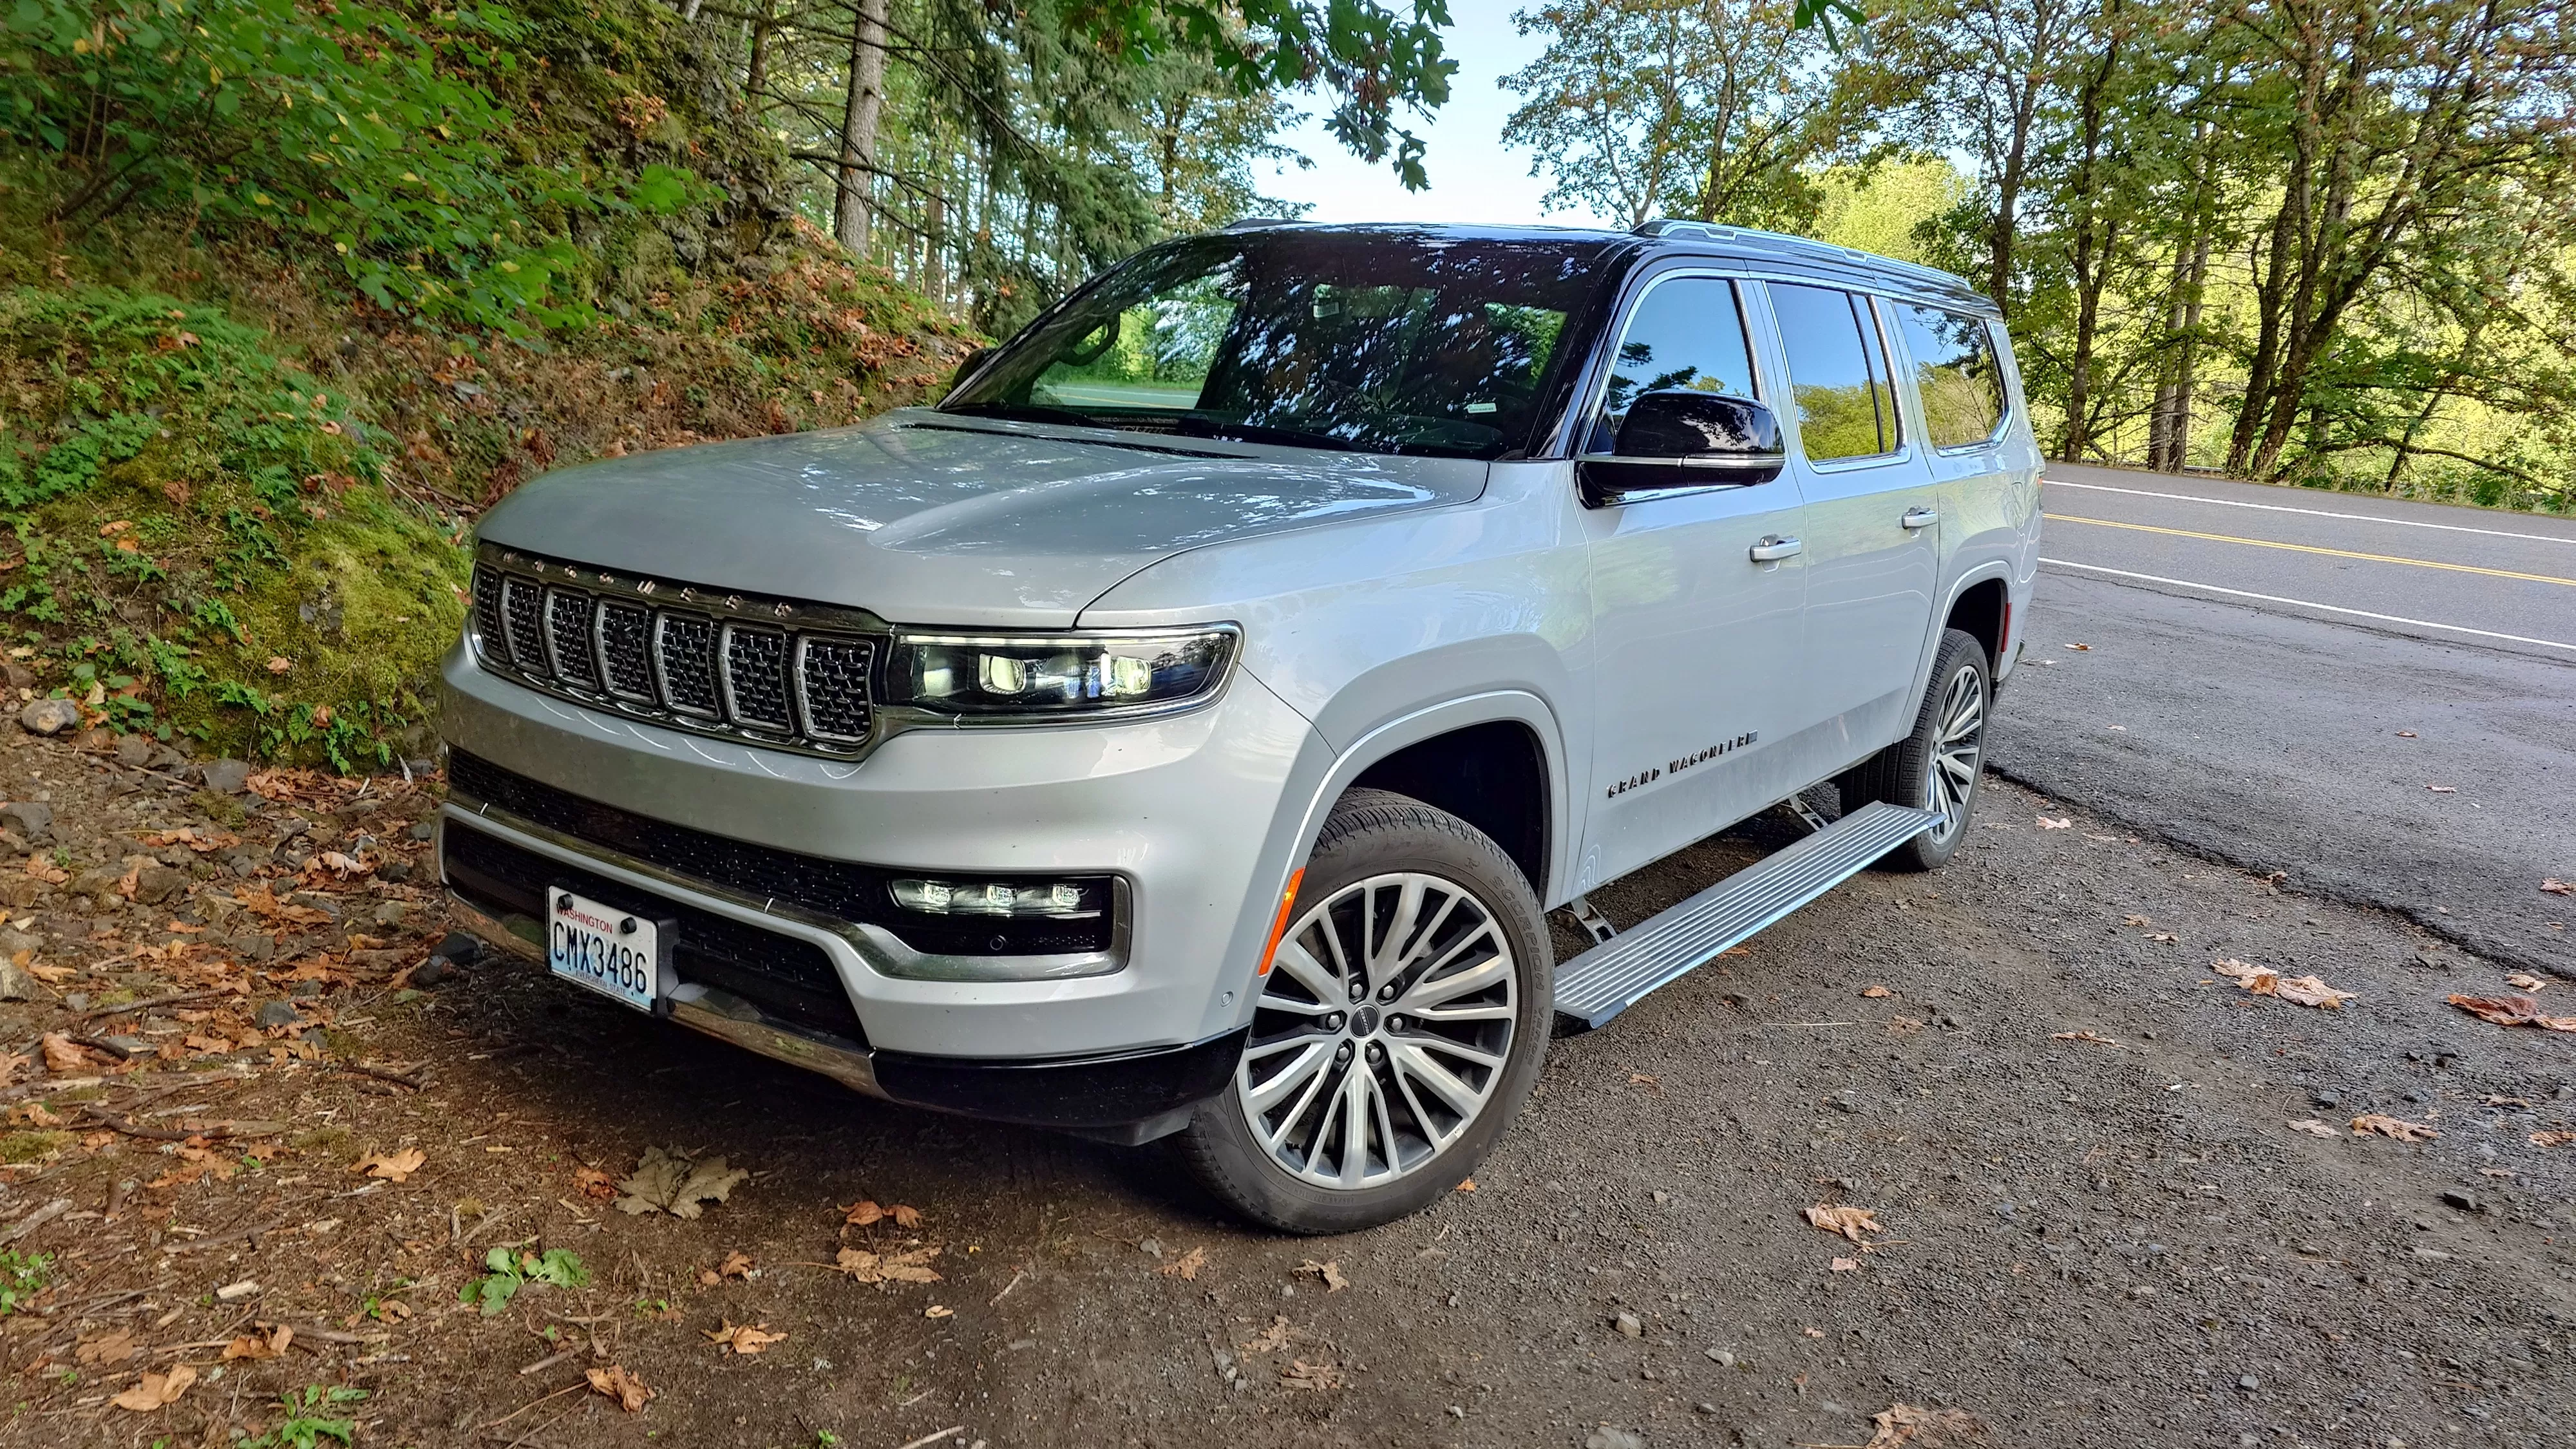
[1748,535,1803,562]
[1901,507,1939,530]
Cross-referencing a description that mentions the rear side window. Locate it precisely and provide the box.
[1893,303,2006,450]
[1587,277,1757,454]
[1768,283,1901,462]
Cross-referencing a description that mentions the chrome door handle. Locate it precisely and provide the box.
[1901,507,1940,530]
[1748,535,1803,562]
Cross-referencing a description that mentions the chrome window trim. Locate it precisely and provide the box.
[1577,268,1772,460]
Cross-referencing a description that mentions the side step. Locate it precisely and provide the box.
[1551,801,1940,1030]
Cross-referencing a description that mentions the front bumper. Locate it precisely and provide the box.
[445,889,1245,1143]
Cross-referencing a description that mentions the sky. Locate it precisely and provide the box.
[1256,3,1619,231]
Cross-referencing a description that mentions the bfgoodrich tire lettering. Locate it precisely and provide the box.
[1176,789,1553,1234]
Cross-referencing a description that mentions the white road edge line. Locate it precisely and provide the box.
[2043,478,2576,546]
[2037,557,2576,654]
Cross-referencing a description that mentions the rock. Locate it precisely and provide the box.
[0,878,45,908]
[213,1280,260,1303]
[131,866,187,905]
[408,956,459,988]
[1826,1092,1862,1115]
[0,801,52,840]
[17,699,78,736]
[2237,1374,2260,1392]
[0,662,30,692]
[409,820,436,842]
[2442,1190,2483,1214]
[379,860,413,884]
[113,734,152,767]
[1613,1311,1643,1338]
[2309,1088,2342,1109]
[290,980,326,999]
[288,891,339,918]
[202,759,252,795]
[229,931,276,961]
[1585,1430,1647,1449]
[427,932,484,965]
[69,726,111,752]
[69,868,123,901]
[0,957,35,1001]
[0,829,25,858]
[1705,1348,1734,1367]
[252,1000,301,1030]
[0,928,40,960]
[1135,1237,1162,1258]
[372,900,412,927]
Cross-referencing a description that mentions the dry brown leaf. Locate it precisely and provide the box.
[573,1165,617,1201]
[2506,973,2548,992]
[2531,1131,2576,1149]
[2352,1113,2439,1142]
[1830,1257,1862,1272]
[717,1250,753,1279]
[587,1365,654,1412]
[1280,1358,1345,1391]
[1158,1245,1208,1280]
[352,1147,425,1182]
[1864,1402,1993,1447]
[1627,1072,1660,1090]
[38,1032,92,1074]
[73,1329,137,1367]
[2271,974,2355,1009]
[1861,985,1892,998]
[2213,958,2278,994]
[221,1325,292,1361]
[831,1245,942,1285]
[841,1198,921,1229]
[266,656,292,674]
[616,1146,747,1218]
[1296,1259,1349,1292]
[2035,817,2072,829]
[2447,994,2576,1031]
[703,1321,786,1354]
[2543,878,2574,896]
[1454,1177,1476,1193]
[23,855,66,885]
[2286,1119,2338,1138]
[2121,914,2152,927]
[1241,1315,1292,1354]
[109,1365,196,1413]
[923,1304,953,1319]
[1803,1204,1885,1244]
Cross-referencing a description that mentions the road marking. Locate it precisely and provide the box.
[2043,513,2576,589]
[2038,558,2576,654]
[2045,478,2576,546]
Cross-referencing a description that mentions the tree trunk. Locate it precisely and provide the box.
[833,0,891,258]
[2148,218,2211,473]
[744,0,775,107]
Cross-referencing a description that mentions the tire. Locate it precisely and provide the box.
[1175,788,1553,1234]
[1839,627,1991,873]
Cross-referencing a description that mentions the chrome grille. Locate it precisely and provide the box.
[468,547,882,756]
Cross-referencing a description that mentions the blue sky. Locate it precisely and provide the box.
[1258,3,1620,230]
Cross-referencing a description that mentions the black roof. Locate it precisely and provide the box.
[1218,218,1997,319]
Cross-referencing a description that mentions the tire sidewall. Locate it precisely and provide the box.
[1178,791,1553,1235]
[1886,629,1991,871]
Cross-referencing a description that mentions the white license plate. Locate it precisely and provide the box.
[547,889,660,1012]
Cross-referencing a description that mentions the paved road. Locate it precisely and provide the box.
[1992,464,2576,977]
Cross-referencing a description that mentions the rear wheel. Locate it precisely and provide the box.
[1176,789,1552,1234]
[1840,627,1991,873]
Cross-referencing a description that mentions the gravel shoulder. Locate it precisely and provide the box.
[0,722,2571,1448]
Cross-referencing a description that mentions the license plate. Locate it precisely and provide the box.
[547,889,660,1012]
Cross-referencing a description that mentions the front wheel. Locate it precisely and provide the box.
[1175,790,1553,1234]
[1839,627,1992,873]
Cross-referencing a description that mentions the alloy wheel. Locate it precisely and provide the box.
[1236,871,1519,1190]
[1923,662,1987,842]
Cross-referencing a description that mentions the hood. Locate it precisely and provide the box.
[475,411,1488,626]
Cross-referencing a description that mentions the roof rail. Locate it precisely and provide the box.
[1220,216,1298,231]
[1632,218,1976,296]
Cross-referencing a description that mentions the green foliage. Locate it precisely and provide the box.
[0,1249,50,1314]
[234,1386,369,1449]
[460,1246,590,1316]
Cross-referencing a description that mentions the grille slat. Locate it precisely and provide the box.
[470,547,878,755]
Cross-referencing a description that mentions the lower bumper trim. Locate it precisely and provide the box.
[444,892,1241,1140]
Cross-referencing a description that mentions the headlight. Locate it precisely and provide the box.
[884,625,1237,719]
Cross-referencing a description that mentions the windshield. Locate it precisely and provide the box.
[943,230,1616,460]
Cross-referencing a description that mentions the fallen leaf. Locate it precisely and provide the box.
[1454,1177,1476,1193]
[1830,1257,1861,1272]
[924,1303,954,1318]
[2286,1119,2338,1138]
[2447,994,2576,1032]
[831,1245,942,1284]
[2485,1095,2535,1108]
[221,1325,292,1361]
[1864,1402,1993,1446]
[2065,643,2092,650]
[2506,973,2548,992]
[38,1032,92,1074]
[351,1147,425,1183]
[703,1321,786,1354]
[616,1146,748,1218]
[2271,974,2355,1009]
[1861,985,1892,999]
[587,1365,654,1412]
[841,1198,922,1229]
[1627,1072,1660,1089]
[109,1365,196,1412]
[2352,1113,2439,1142]
[266,656,292,674]
[2036,817,2072,829]
[1802,1326,1826,1338]
[1296,1259,1349,1292]
[1242,1315,1292,1354]
[2531,1131,2576,1149]
[2213,958,2277,994]
[1803,1204,1885,1244]
[2121,914,2152,927]
[2543,879,2574,896]
[2146,932,2179,943]
[73,1329,137,1367]
[1280,1358,1345,1391]
[2051,1030,2117,1045]
[1158,1245,1208,1280]
[23,856,66,886]
[573,1166,617,1200]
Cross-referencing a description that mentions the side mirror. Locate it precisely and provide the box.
[942,345,992,401]
[1578,391,1785,507]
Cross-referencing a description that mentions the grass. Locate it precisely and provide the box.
[0,1249,49,1314]
[0,1130,71,1164]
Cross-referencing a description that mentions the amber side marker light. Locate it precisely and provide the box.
[1256,868,1305,976]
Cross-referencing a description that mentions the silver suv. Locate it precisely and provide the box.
[439,221,2040,1233]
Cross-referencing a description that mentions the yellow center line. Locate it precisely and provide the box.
[2042,513,2576,589]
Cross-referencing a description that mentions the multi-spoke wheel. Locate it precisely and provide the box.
[1839,627,1993,873]
[1178,790,1551,1233]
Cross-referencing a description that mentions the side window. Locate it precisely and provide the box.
[1768,283,1902,462]
[1893,303,2005,450]
[1587,277,1757,454]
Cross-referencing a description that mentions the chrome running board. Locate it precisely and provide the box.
[1552,802,1940,1030]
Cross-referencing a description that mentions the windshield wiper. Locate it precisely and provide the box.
[1169,415,1370,454]
[940,401,1104,428]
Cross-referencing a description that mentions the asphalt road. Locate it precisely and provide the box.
[1993,464,2576,978]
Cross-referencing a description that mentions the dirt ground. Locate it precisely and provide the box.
[0,719,2571,1449]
